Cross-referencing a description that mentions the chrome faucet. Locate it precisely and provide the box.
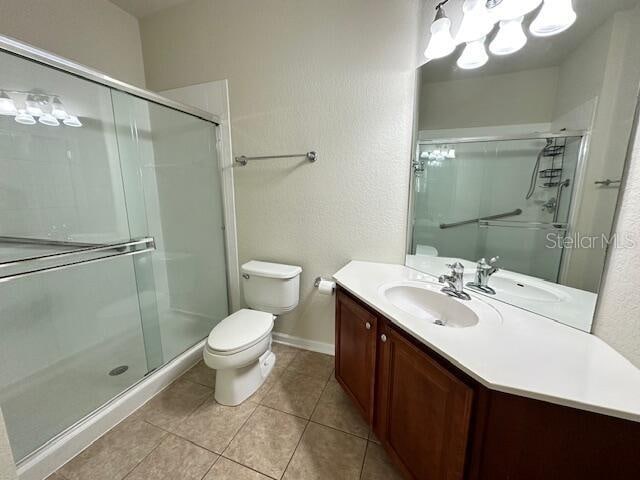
[466,257,499,295]
[438,262,471,301]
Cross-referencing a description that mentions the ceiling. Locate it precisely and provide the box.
[421,0,640,82]
[109,0,191,18]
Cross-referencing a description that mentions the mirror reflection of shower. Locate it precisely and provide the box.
[410,133,584,284]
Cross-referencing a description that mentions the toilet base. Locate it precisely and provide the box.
[214,349,276,406]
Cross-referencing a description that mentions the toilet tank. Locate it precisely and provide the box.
[241,260,302,314]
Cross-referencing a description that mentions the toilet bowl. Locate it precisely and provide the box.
[203,260,302,406]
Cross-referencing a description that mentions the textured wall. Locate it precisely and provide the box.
[0,0,146,87]
[140,0,419,345]
[0,409,15,480]
[419,67,560,131]
[594,123,640,368]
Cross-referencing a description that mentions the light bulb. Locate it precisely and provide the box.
[63,115,82,128]
[38,112,60,127]
[456,0,495,44]
[25,94,43,117]
[51,97,68,120]
[424,6,456,60]
[490,16,527,55]
[489,0,542,21]
[0,91,17,116]
[457,37,489,70]
[530,0,576,37]
[15,109,36,125]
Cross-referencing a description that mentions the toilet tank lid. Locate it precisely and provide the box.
[242,260,302,279]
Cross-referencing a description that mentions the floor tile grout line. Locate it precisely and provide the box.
[120,429,170,480]
[308,371,333,421]
[216,455,280,480]
[258,403,317,422]
[219,400,263,458]
[280,418,312,479]
[307,418,369,441]
[359,438,370,479]
[199,455,220,480]
[141,414,253,458]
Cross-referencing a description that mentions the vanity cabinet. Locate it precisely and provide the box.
[334,287,640,480]
[375,321,473,480]
[335,288,378,422]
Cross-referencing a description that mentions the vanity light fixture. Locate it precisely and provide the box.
[63,115,82,127]
[25,94,44,117]
[489,16,527,55]
[456,0,494,44]
[38,112,60,127]
[424,2,456,60]
[0,91,17,116]
[0,90,82,127]
[14,109,36,125]
[51,97,68,120]
[457,37,489,69]
[530,0,577,37]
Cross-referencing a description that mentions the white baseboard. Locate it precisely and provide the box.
[17,340,206,480]
[272,332,335,356]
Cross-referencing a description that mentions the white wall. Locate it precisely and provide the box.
[595,123,640,368]
[419,67,560,131]
[0,0,145,88]
[555,8,640,293]
[139,0,419,346]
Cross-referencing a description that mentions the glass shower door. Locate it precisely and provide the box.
[112,91,229,364]
[0,51,153,461]
[0,45,228,463]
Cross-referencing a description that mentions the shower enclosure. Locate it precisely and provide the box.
[0,39,229,462]
[410,133,584,283]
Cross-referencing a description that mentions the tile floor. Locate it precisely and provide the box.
[46,344,404,480]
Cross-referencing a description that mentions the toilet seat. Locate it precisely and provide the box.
[206,309,274,355]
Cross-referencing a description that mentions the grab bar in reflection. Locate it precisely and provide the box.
[594,179,621,187]
[0,237,155,283]
[478,220,568,230]
[235,151,317,166]
[439,209,523,229]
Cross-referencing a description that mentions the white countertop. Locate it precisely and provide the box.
[333,261,640,422]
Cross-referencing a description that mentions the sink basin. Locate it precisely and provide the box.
[380,281,480,328]
[465,274,564,303]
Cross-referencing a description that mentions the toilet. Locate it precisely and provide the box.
[203,260,302,406]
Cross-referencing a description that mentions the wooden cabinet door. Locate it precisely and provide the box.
[377,322,473,480]
[335,289,378,422]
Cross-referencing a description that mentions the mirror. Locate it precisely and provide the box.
[407,0,640,331]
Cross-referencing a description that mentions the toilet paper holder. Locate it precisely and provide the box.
[314,276,336,293]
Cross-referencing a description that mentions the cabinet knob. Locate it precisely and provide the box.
[380,334,387,343]
[365,322,371,330]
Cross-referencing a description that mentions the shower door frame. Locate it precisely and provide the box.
[406,130,589,285]
[0,34,234,474]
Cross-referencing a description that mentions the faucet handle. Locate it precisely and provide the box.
[445,262,465,274]
[477,257,499,268]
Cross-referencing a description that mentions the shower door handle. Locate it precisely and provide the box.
[0,237,156,283]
